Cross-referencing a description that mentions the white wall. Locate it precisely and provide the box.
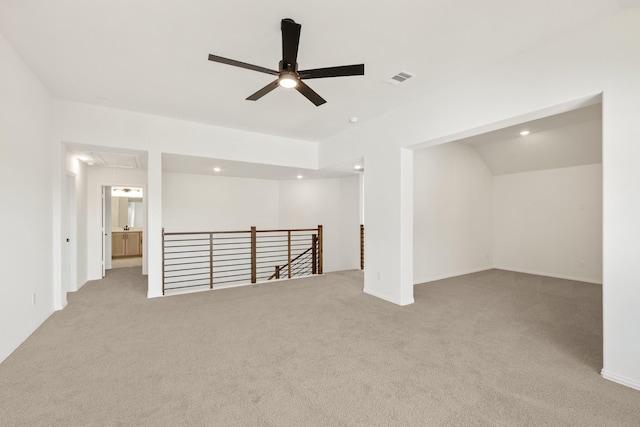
[494,164,603,283]
[339,175,361,272]
[0,33,53,362]
[162,172,360,273]
[279,176,361,273]
[413,146,602,286]
[86,167,147,280]
[413,142,493,284]
[162,172,280,232]
[53,100,318,170]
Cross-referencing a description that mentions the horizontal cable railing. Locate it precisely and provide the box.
[162,226,323,294]
[360,224,365,270]
[267,235,319,281]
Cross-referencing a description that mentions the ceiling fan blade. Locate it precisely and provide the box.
[299,64,365,79]
[208,54,278,76]
[246,80,280,101]
[281,19,301,68]
[295,80,326,106]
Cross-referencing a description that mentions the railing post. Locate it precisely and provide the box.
[162,228,165,295]
[318,225,323,275]
[287,230,292,279]
[275,265,280,279]
[311,234,317,275]
[360,224,364,271]
[251,226,257,284]
[209,232,214,289]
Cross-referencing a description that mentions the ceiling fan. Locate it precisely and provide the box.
[208,18,364,106]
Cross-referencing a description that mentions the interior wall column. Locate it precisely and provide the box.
[601,66,640,389]
[147,150,163,298]
[363,145,414,306]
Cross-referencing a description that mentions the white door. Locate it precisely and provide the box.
[62,177,71,293]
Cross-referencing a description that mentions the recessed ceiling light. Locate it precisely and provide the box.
[520,130,530,136]
[354,164,363,170]
[213,167,221,172]
[296,175,303,179]
[349,117,358,124]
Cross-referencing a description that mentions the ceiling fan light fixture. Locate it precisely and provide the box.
[279,72,298,88]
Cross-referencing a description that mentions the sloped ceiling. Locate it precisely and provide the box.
[458,104,602,175]
[0,0,621,142]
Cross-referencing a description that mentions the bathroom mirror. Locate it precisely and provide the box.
[111,187,144,229]
[112,197,144,229]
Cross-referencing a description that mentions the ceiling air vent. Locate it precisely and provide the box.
[386,71,415,86]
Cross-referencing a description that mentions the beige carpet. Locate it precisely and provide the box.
[111,256,142,268]
[1,268,639,426]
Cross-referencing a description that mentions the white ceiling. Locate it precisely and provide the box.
[66,143,148,169]
[456,104,602,175]
[163,154,362,180]
[75,103,602,179]
[0,0,622,142]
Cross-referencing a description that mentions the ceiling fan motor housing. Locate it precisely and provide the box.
[279,60,297,73]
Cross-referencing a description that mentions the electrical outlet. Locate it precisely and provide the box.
[32,294,36,305]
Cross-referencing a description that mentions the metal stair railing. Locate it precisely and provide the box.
[162,225,323,294]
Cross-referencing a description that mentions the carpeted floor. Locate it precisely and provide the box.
[1,268,639,426]
[111,256,143,268]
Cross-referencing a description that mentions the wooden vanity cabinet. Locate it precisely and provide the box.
[112,231,142,257]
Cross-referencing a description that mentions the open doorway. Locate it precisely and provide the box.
[413,102,603,371]
[106,186,144,270]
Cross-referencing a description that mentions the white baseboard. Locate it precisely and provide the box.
[364,287,414,306]
[0,310,53,364]
[76,277,88,291]
[413,266,492,285]
[161,274,326,297]
[601,369,640,392]
[69,278,89,293]
[492,265,602,285]
[162,283,250,298]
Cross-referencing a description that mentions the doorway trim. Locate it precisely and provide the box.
[62,172,78,292]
